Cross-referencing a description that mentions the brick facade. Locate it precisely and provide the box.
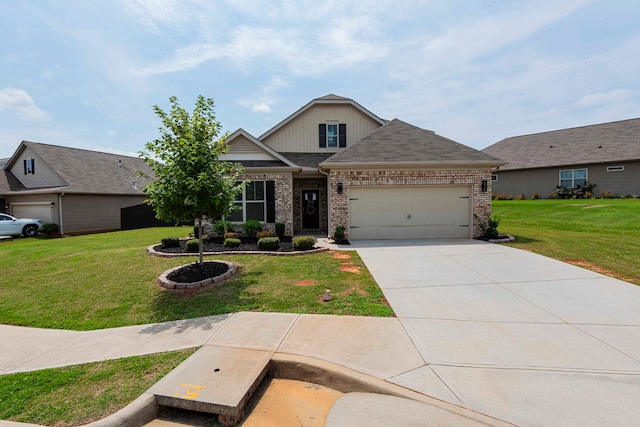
[329,169,493,240]
[241,172,294,236]
[292,177,328,234]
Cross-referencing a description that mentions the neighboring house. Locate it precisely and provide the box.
[0,141,154,234]
[482,118,640,199]
[222,94,504,240]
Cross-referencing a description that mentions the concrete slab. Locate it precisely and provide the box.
[149,346,271,419]
[325,392,501,427]
[278,314,425,378]
[14,315,229,373]
[451,251,602,284]
[0,325,80,373]
[207,312,298,351]
[401,318,640,371]
[388,365,463,405]
[385,284,561,322]
[577,324,640,362]
[504,277,640,325]
[433,365,640,427]
[362,255,492,289]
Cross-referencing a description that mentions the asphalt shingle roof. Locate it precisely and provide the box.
[279,153,335,169]
[482,118,640,171]
[321,119,504,167]
[1,141,154,195]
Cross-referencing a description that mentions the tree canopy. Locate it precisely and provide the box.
[140,95,244,264]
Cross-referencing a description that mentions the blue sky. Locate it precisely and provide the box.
[1,0,638,159]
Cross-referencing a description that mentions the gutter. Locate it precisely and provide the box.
[58,193,64,235]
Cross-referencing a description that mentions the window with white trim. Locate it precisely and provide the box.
[607,165,624,172]
[491,174,498,181]
[228,181,266,222]
[559,169,587,188]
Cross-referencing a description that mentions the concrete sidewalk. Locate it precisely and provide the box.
[351,239,640,427]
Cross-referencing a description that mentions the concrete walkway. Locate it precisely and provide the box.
[351,239,640,426]
[2,239,640,426]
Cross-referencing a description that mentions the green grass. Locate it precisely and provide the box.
[492,199,640,285]
[0,349,196,426]
[0,227,393,330]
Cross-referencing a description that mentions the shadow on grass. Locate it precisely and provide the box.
[149,265,262,325]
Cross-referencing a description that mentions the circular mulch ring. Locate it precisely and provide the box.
[158,260,237,290]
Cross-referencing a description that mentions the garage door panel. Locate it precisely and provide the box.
[12,204,52,224]
[349,186,471,240]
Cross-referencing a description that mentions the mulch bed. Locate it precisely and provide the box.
[167,261,230,283]
[154,236,299,254]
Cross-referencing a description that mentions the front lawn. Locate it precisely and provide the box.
[492,199,640,285]
[0,227,393,330]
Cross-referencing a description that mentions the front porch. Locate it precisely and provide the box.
[292,177,328,236]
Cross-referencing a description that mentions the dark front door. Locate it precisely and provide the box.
[302,190,320,229]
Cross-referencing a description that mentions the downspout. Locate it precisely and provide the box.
[318,166,331,238]
[58,193,65,235]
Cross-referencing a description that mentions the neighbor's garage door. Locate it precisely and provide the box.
[349,186,471,240]
[12,204,52,224]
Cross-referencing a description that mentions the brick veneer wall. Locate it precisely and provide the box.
[329,169,493,240]
[292,177,328,234]
[241,172,294,236]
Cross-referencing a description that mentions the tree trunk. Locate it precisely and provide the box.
[197,217,204,265]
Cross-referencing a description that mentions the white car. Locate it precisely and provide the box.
[0,213,42,237]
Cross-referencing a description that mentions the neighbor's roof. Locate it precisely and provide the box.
[320,119,505,168]
[482,118,640,171]
[259,94,387,141]
[0,141,154,195]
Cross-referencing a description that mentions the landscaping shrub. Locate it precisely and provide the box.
[515,194,525,200]
[275,222,285,239]
[161,237,180,248]
[257,237,280,250]
[475,214,500,239]
[39,223,60,237]
[224,238,241,248]
[212,220,234,236]
[333,225,347,243]
[293,235,316,251]
[494,193,507,201]
[256,230,275,238]
[186,238,200,252]
[531,192,539,200]
[243,220,262,238]
[224,232,238,239]
[600,190,616,199]
[553,182,596,199]
[201,234,210,244]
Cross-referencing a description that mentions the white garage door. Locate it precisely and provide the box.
[349,186,471,240]
[12,204,52,224]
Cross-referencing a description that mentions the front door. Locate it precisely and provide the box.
[302,190,320,229]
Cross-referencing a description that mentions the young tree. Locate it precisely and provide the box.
[140,95,244,265]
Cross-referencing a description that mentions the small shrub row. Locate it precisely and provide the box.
[257,237,280,250]
[256,230,275,238]
[224,238,241,248]
[39,223,60,237]
[292,235,316,251]
[161,237,181,248]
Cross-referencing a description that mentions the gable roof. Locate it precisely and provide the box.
[1,141,153,195]
[320,119,504,168]
[482,118,640,171]
[258,94,387,141]
[224,129,298,169]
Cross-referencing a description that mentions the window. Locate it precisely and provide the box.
[24,158,35,175]
[228,180,276,223]
[559,169,587,188]
[491,174,498,181]
[319,123,346,148]
[607,166,624,172]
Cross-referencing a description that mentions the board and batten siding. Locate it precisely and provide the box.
[493,161,640,198]
[9,146,67,189]
[61,194,147,234]
[262,105,382,153]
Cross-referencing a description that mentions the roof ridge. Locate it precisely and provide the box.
[23,140,142,159]
[502,117,640,140]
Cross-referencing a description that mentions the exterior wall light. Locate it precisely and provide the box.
[481,180,488,192]
[337,182,343,194]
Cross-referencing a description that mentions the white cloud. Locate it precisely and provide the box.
[106,130,118,136]
[577,89,633,107]
[118,0,187,32]
[252,104,271,113]
[0,88,50,122]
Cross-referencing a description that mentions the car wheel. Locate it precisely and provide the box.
[23,225,39,237]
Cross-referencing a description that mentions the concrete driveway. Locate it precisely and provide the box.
[351,239,640,427]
